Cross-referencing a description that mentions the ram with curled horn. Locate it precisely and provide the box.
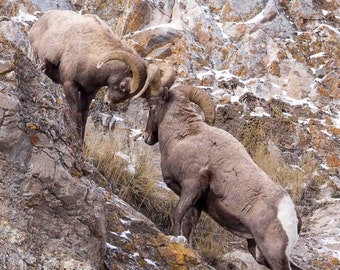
[143,85,302,270]
[29,10,175,140]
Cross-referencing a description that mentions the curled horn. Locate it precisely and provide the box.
[158,62,177,91]
[132,64,161,100]
[182,86,216,125]
[132,61,176,100]
[97,51,147,94]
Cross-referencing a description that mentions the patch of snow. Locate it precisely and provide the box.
[230,95,241,103]
[215,69,235,81]
[316,24,340,35]
[196,69,214,80]
[317,245,340,261]
[211,89,226,97]
[127,164,136,175]
[135,136,144,141]
[133,252,139,257]
[156,181,171,191]
[310,52,328,59]
[134,22,183,34]
[250,107,271,117]
[106,243,118,250]
[321,129,332,137]
[273,95,319,113]
[282,112,292,117]
[168,235,187,244]
[315,197,340,204]
[321,163,330,170]
[116,152,131,162]
[216,21,229,39]
[144,258,158,267]
[129,128,142,138]
[11,10,37,26]
[333,112,340,128]
[298,118,310,125]
[112,115,124,122]
[321,10,331,16]
[244,10,265,24]
[197,68,235,82]
[120,230,131,240]
[289,165,304,172]
[120,219,130,225]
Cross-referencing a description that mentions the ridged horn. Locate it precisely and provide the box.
[97,51,147,94]
[132,61,176,100]
[185,86,216,125]
[131,64,161,100]
[158,62,177,91]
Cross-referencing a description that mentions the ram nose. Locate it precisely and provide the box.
[104,93,111,105]
[143,133,151,145]
[142,133,149,144]
[143,133,157,145]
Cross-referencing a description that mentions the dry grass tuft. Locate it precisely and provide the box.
[251,142,314,203]
[193,214,244,265]
[84,130,176,231]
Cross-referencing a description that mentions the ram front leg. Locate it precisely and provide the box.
[79,91,96,140]
[172,180,202,239]
[63,81,82,137]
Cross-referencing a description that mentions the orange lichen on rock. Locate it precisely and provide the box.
[268,60,281,77]
[326,154,340,168]
[156,234,202,269]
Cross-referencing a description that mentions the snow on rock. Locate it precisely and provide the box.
[11,10,37,25]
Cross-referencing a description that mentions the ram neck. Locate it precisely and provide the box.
[158,106,203,153]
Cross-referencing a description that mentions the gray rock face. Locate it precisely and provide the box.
[0,35,106,269]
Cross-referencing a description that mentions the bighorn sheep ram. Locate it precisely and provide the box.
[143,86,302,270]
[29,10,175,139]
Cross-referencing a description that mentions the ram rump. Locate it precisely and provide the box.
[143,86,302,270]
[29,10,175,140]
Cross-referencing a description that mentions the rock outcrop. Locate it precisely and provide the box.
[0,23,107,269]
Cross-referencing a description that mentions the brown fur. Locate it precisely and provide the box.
[29,10,149,139]
[144,86,302,270]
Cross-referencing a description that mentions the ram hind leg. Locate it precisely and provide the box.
[254,231,292,270]
[247,239,270,268]
[182,206,202,244]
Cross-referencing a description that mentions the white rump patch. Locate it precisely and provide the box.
[277,195,299,256]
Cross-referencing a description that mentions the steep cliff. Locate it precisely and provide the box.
[0,25,107,268]
[0,0,339,269]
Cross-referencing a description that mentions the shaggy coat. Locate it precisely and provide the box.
[144,86,302,270]
[29,10,175,139]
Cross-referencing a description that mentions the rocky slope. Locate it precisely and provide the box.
[0,0,339,269]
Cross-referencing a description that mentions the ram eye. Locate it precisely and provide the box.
[120,81,129,92]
